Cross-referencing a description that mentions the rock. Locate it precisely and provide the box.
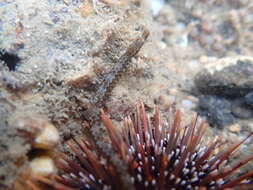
[231,99,253,119]
[157,94,175,110]
[11,114,60,150]
[228,123,241,133]
[181,99,196,110]
[194,56,253,97]
[198,95,235,128]
[245,91,253,107]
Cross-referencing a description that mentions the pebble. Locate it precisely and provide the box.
[168,88,178,96]
[77,1,94,17]
[188,60,200,70]
[29,156,56,176]
[228,123,241,133]
[158,41,167,49]
[12,115,60,150]
[199,56,209,64]
[181,99,195,110]
[199,56,218,65]
[34,122,60,150]
[176,34,188,47]
[157,94,175,110]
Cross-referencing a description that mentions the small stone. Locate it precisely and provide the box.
[76,1,94,17]
[157,94,174,110]
[63,0,70,5]
[181,99,195,110]
[168,88,178,96]
[158,41,167,49]
[13,115,59,150]
[34,123,60,150]
[176,34,188,47]
[29,156,56,176]
[247,122,253,132]
[188,60,200,70]
[199,56,218,65]
[199,56,209,64]
[228,124,241,133]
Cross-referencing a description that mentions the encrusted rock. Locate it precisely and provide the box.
[228,123,241,133]
[194,56,253,97]
[34,122,60,149]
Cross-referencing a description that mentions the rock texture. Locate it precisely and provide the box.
[195,56,253,97]
[194,56,253,130]
[198,95,235,127]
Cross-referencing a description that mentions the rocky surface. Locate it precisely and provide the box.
[245,91,253,107]
[0,0,154,187]
[1,0,253,188]
[198,95,235,127]
[195,56,253,97]
[231,98,253,119]
[194,56,253,128]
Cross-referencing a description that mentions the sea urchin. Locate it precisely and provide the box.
[27,102,253,190]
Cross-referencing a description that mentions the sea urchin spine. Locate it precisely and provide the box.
[28,103,253,190]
